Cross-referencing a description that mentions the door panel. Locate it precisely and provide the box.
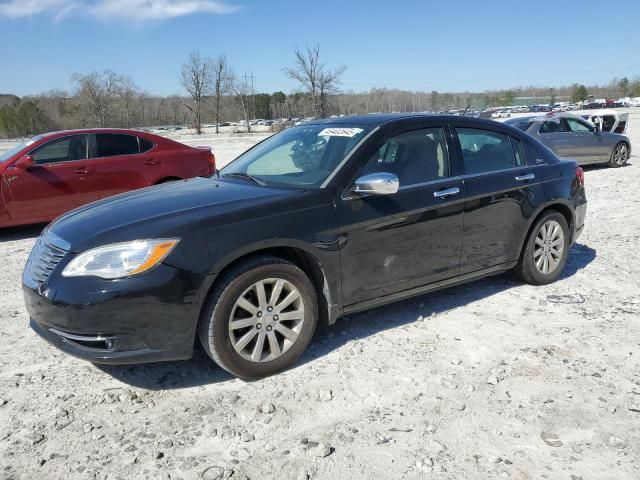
[4,160,97,221]
[539,119,574,159]
[4,134,96,222]
[452,125,546,273]
[88,133,150,199]
[564,118,608,163]
[460,169,544,272]
[337,182,465,305]
[335,125,464,306]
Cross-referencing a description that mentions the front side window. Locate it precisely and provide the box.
[221,125,372,187]
[456,128,518,174]
[94,134,140,158]
[359,127,449,187]
[539,119,569,134]
[566,118,594,133]
[31,135,88,164]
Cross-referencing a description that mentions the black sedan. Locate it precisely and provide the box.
[23,115,587,378]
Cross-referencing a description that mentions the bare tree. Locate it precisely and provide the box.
[72,70,124,127]
[180,51,213,134]
[118,77,141,128]
[284,44,346,118]
[212,55,232,134]
[229,73,254,132]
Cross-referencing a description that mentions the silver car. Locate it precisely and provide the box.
[505,113,631,167]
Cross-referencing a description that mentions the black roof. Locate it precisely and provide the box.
[305,113,504,128]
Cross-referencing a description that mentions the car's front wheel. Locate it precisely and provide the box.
[609,142,630,167]
[198,256,318,378]
[515,211,570,285]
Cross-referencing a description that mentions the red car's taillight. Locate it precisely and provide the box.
[575,166,584,186]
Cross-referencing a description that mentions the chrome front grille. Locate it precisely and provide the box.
[25,233,69,286]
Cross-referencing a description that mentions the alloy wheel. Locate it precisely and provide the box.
[613,144,629,166]
[533,220,565,275]
[228,278,305,362]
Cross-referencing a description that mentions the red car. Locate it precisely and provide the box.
[0,128,215,228]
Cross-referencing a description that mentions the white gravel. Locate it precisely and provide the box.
[1,113,640,479]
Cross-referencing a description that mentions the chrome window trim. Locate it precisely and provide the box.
[396,163,547,192]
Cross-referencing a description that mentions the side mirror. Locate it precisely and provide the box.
[353,172,399,196]
[15,155,35,170]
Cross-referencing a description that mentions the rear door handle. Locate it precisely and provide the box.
[515,173,535,181]
[145,158,160,165]
[74,167,88,174]
[433,187,460,199]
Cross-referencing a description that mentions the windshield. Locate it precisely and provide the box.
[0,143,27,163]
[0,136,41,163]
[221,125,372,187]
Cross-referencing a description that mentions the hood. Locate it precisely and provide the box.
[49,177,298,251]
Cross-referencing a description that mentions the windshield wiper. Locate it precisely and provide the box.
[221,172,267,186]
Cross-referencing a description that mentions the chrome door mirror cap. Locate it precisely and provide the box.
[353,172,400,196]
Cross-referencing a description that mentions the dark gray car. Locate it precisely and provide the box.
[505,113,631,167]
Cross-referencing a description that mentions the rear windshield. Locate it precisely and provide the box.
[508,120,533,132]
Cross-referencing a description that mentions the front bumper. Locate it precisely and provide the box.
[24,263,205,365]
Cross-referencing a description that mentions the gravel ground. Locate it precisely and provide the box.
[1,113,640,479]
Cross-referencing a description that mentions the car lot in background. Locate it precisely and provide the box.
[0,128,215,228]
[505,113,631,167]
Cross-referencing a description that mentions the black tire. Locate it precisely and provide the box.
[608,142,630,168]
[198,256,318,378]
[514,211,570,285]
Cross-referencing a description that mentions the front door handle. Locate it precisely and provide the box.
[515,173,535,181]
[433,187,460,199]
[74,167,88,174]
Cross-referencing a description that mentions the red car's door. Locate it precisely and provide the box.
[87,133,155,199]
[4,134,97,222]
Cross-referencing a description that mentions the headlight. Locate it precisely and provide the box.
[62,239,180,279]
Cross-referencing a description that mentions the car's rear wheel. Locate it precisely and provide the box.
[515,211,570,285]
[198,256,318,378]
[609,142,629,167]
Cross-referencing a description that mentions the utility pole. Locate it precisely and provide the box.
[243,72,256,121]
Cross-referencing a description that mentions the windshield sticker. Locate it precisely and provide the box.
[318,127,364,138]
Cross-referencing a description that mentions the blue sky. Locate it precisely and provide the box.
[1,0,639,97]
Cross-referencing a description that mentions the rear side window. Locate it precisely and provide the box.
[539,120,569,133]
[456,128,517,174]
[94,134,140,158]
[31,135,87,164]
[139,138,155,152]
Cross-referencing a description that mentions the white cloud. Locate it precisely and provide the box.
[0,0,239,20]
[0,0,78,18]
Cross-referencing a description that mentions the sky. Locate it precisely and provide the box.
[1,0,640,97]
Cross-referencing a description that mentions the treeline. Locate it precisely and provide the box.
[1,68,639,139]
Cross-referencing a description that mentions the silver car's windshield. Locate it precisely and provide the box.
[221,125,372,187]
